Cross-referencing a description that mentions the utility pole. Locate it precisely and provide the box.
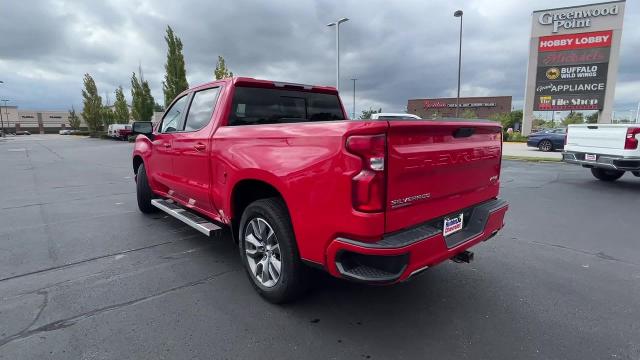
[350,78,357,119]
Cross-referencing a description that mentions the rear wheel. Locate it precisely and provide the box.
[538,140,553,152]
[590,168,625,182]
[239,198,308,303]
[136,163,158,213]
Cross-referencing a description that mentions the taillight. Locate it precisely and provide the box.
[346,134,386,212]
[564,133,568,146]
[624,127,640,150]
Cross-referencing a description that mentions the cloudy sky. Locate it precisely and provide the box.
[1,0,638,117]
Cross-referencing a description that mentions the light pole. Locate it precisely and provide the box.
[0,81,4,137]
[1,100,8,133]
[635,102,640,123]
[350,78,357,119]
[454,10,463,118]
[327,17,349,92]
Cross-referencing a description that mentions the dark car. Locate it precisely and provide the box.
[527,128,566,152]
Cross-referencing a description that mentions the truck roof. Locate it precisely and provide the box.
[188,77,338,95]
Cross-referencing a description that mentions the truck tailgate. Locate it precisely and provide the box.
[566,124,628,151]
[385,120,502,233]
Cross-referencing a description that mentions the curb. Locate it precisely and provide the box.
[502,155,562,163]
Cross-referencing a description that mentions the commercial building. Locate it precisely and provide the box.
[0,105,163,133]
[407,96,512,119]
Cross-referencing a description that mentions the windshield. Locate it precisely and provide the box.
[229,87,345,126]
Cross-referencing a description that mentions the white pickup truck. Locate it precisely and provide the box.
[563,124,640,181]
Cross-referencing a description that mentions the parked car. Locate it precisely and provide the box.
[370,113,422,120]
[59,129,73,135]
[563,124,640,182]
[527,128,566,152]
[15,131,31,135]
[131,77,508,303]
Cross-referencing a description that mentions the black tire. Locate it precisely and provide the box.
[238,198,308,303]
[136,163,158,213]
[590,168,625,182]
[538,140,553,152]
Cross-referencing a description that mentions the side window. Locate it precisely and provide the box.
[160,95,189,133]
[184,87,221,132]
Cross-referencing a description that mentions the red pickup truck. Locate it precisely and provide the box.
[131,77,508,303]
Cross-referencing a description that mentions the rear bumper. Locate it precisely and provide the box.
[325,199,509,283]
[562,151,640,171]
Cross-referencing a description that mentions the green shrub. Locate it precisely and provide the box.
[70,131,91,136]
[88,131,107,138]
[505,132,528,143]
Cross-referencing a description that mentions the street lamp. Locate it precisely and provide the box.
[0,82,4,137]
[635,101,640,123]
[350,78,357,119]
[454,10,463,118]
[327,17,349,92]
[1,99,9,133]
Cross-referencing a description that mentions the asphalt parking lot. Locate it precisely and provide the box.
[1,135,639,360]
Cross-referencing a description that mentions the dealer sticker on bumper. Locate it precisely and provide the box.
[443,213,464,237]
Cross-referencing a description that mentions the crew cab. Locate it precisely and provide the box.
[563,124,640,181]
[131,77,508,303]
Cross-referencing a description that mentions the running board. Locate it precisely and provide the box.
[151,199,221,236]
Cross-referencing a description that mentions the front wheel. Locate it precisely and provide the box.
[590,168,625,182]
[239,198,308,303]
[538,140,553,152]
[136,163,158,213]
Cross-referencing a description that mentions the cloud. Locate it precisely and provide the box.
[0,0,637,115]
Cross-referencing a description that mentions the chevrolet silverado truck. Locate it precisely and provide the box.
[563,124,640,181]
[131,77,509,303]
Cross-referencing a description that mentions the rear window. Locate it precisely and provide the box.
[228,87,344,126]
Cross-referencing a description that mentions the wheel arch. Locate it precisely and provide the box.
[133,155,144,174]
[230,178,290,243]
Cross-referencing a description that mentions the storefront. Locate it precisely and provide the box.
[407,96,512,119]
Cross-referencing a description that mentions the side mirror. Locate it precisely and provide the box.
[132,122,154,139]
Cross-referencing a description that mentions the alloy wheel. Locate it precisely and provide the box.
[539,140,552,152]
[244,217,282,288]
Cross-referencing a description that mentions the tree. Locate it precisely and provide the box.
[113,86,130,124]
[532,118,546,129]
[68,106,81,130]
[154,102,164,112]
[131,72,155,122]
[214,56,234,80]
[585,112,598,124]
[81,73,103,132]
[359,107,382,119]
[562,112,584,126]
[101,106,115,129]
[162,25,188,107]
[491,110,523,129]
[461,109,477,119]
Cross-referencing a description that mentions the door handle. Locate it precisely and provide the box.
[194,143,206,151]
[163,143,172,148]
